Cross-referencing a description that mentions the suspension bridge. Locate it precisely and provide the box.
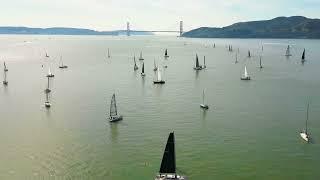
[125,21,183,36]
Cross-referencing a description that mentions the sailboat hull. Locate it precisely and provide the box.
[109,115,123,122]
[240,77,251,80]
[153,81,165,84]
[200,104,209,109]
[155,174,186,180]
[45,102,51,108]
[3,81,8,85]
[300,132,309,142]
[59,66,68,69]
[46,74,55,77]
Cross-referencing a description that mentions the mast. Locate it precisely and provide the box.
[235,53,238,63]
[306,103,309,133]
[203,56,206,68]
[259,56,262,68]
[108,48,110,58]
[159,132,176,176]
[202,89,205,105]
[47,76,50,90]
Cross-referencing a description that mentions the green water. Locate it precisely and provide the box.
[0,35,319,179]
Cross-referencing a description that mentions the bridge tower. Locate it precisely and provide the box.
[126,22,130,36]
[179,21,183,36]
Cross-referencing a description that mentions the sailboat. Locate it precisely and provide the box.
[235,54,238,64]
[109,93,123,122]
[259,56,263,69]
[241,66,251,80]
[164,49,169,58]
[107,48,111,58]
[44,92,51,108]
[300,103,311,142]
[141,62,146,76]
[58,56,68,69]
[3,65,8,85]
[4,62,8,72]
[139,51,144,61]
[45,52,49,58]
[203,56,206,69]
[213,43,216,48]
[44,76,51,93]
[134,56,139,71]
[200,89,209,109]
[155,132,186,180]
[46,67,54,77]
[193,54,202,70]
[301,49,305,63]
[285,45,292,56]
[153,59,158,71]
[153,67,165,84]
[248,50,251,58]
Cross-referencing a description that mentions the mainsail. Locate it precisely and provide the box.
[159,132,176,174]
[285,45,291,56]
[110,94,118,117]
[165,49,168,56]
[195,54,199,67]
[302,49,305,60]
[157,68,162,81]
[142,63,145,73]
[244,66,248,77]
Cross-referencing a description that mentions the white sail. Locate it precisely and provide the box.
[48,67,52,76]
[244,66,248,78]
[157,68,162,81]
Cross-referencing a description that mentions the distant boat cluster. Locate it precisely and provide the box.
[1,40,312,179]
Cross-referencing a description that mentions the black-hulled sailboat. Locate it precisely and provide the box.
[248,50,251,58]
[153,67,165,84]
[301,49,306,63]
[141,62,146,77]
[155,132,186,180]
[59,56,68,69]
[300,103,311,142]
[109,93,123,122]
[164,49,169,58]
[139,51,144,61]
[193,54,202,70]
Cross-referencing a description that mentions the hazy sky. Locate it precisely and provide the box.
[0,0,319,31]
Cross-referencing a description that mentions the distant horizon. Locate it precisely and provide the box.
[0,15,319,33]
[1,0,319,31]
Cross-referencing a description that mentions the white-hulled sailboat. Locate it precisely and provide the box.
[4,62,8,72]
[200,89,209,109]
[59,56,68,69]
[241,66,251,80]
[134,56,139,71]
[153,67,165,84]
[155,132,186,180]
[46,67,54,77]
[139,51,144,61]
[109,93,123,122]
[285,45,292,56]
[153,59,158,71]
[44,76,51,93]
[193,54,202,70]
[3,63,8,85]
[107,48,111,58]
[301,49,306,63]
[259,56,263,69]
[300,103,311,142]
[141,62,146,77]
[203,56,206,69]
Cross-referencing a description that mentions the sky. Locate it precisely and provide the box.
[0,0,319,31]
